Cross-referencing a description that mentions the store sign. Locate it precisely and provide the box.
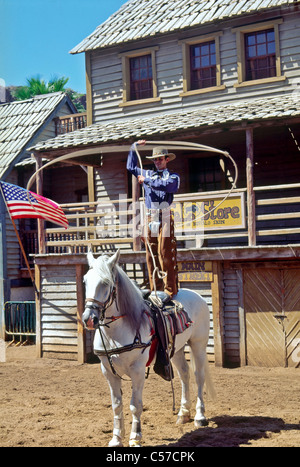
[173,192,245,231]
[178,261,213,282]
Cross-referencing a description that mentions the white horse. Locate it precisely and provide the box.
[82,250,211,447]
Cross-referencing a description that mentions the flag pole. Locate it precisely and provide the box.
[10,217,39,296]
[0,183,39,296]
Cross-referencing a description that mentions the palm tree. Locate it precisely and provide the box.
[11,75,86,112]
[13,75,69,100]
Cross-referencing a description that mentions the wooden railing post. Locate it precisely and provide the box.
[211,261,224,367]
[246,128,256,246]
[33,152,46,254]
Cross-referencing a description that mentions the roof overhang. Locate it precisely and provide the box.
[29,94,300,167]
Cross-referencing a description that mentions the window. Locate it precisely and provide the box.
[189,157,228,192]
[232,19,285,87]
[180,32,225,96]
[245,29,276,81]
[190,41,216,90]
[119,47,160,107]
[130,55,153,100]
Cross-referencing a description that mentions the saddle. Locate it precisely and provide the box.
[142,289,193,381]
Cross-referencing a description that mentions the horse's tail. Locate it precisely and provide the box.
[190,353,217,401]
[204,356,216,401]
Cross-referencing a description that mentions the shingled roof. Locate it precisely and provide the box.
[70,0,295,54]
[31,93,300,153]
[0,92,76,179]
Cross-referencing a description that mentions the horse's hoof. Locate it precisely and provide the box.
[129,439,142,447]
[108,436,123,447]
[176,414,190,425]
[194,418,208,428]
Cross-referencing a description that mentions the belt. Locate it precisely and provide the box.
[146,207,173,216]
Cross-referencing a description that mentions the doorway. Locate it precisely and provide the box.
[243,267,300,367]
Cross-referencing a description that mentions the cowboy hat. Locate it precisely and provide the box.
[146,146,176,162]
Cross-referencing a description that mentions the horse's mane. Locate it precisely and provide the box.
[94,255,147,332]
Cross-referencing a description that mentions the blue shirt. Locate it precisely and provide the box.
[127,145,180,209]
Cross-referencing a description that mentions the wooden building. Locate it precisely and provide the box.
[25,0,300,366]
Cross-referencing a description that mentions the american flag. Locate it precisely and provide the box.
[0,181,69,229]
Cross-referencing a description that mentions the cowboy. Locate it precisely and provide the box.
[127,140,180,303]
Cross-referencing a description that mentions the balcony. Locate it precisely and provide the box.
[21,183,300,260]
[54,113,87,135]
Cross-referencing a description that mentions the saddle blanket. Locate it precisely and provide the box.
[163,307,193,343]
[145,304,193,367]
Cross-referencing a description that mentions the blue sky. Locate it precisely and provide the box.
[1,0,126,94]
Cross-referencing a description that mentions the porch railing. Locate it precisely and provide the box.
[54,112,87,135]
[39,183,300,254]
[255,183,300,240]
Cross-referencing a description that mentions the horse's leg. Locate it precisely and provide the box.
[101,362,125,447]
[189,342,208,427]
[172,348,191,424]
[128,365,145,447]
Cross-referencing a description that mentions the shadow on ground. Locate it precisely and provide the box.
[161,415,300,447]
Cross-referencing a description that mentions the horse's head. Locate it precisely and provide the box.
[82,249,120,329]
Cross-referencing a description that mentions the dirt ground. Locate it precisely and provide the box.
[0,345,299,448]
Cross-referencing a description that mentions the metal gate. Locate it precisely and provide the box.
[4,301,36,344]
[244,268,300,368]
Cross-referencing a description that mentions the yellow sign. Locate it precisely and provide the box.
[173,192,245,231]
[178,261,213,282]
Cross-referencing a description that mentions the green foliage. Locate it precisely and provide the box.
[66,88,86,113]
[12,75,69,100]
[11,75,86,112]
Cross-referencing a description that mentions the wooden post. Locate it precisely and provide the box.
[85,52,95,210]
[87,167,95,203]
[85,51,93,127]
[0,210,6,340]
[236,269,246,366]
[35,263,42,358]
[132,175,141,251]
[246,128,256,246]
[34,153,46,254]
[211,261,224,367]
[76,264,85,364]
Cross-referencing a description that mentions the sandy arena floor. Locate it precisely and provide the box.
[0,345,299,447]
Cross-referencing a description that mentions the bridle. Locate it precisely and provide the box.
[84,282,152,379]
[85,285,117,322]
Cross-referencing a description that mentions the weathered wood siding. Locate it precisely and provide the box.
[5,171,20,282]
[222,264,240,366]
[33,102,74,146]
[45,165,88,205]
[180,281,214,362]
[94,152,128,202]
[90,12,300,123]
[39,264,78,360]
